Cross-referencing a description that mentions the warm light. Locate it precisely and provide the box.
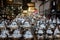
[9,0,12,1]
[27,3,35,7]
[28,7,31,11]
[7,0,13,4]
[23,10,28,13]
[28,7,35,12]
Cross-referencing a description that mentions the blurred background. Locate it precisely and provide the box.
[0,0,60,20]
[0,0,60,40]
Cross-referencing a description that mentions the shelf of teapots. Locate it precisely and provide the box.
[0,22,57,31]
[0,20,60,29]
[0,26,60,40]
[39,18,60,25]
[0,16,60,29]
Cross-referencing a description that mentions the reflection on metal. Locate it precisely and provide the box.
[53,1,55,6]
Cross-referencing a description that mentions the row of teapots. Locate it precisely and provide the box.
[0,26,60,40]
